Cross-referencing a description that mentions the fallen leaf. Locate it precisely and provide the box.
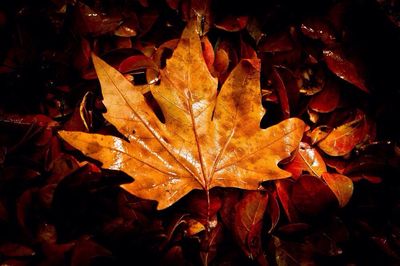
[233,191,268,259]
[200,223,223,265]
[201,36,215,71]
[321,172,353,207]
[291,175,337,216]
[0,243,35,257]
[318,113,367,156]
[275,179,299,222]
[259,31,294,53]
[300,18,336,45]
[215,16,248,32]
[71,238,113,266]
[266,192,280,233]
[309,78,341,113]
[284,142,327,179]
[308,125,331,145]
[323,49,369,93]
[59,21,305,210]
[297,66,326,96]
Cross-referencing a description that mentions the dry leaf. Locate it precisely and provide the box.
[59,21,305,210]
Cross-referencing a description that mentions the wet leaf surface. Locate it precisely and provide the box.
[59,22,305,210]
[0,1,399,265]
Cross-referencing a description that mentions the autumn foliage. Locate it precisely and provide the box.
[1,0,400,265]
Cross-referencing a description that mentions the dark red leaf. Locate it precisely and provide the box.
[201,36,215,71]
[266,192,280,233]
[275,179,299,222]
[318,112,367,156]
[259,31,294,53]
[185,190,222,223]
[74,3,121,36]
[291,175,337,216]
[309,78,341,113]
[71,238,112,266]
[162,245,186,266]
[200,224,223,265]
[215,16,248,32]
[323,49,369,93]
[321,172,353,207]
[300,18,337,45]
[233,191,268,259]
[284,142,327,179]
[0,243,35,257]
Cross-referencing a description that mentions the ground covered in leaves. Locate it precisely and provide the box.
[1,0,400,265]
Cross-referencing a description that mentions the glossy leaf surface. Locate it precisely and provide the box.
[59,22,305,209]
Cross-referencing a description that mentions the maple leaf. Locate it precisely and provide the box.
[59,21,305,210]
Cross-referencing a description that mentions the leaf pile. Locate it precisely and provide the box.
[1,0,400,265]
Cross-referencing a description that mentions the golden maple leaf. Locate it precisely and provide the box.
[59,21,305,210]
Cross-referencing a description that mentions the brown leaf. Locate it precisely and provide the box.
[284,142,327,179]
[321,172,353,207]
[233,191,268,259]
[59,21,305,210]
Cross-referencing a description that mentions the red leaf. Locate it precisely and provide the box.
[115,14,138,37]
[271,67,290,119]
[275,180,298,222]
[220,189,241,231]
[0,243,35,257]
[318,112,367,156]
[215,16,248,32]
[118,55,158,74]
[321,172,353,207]
[308,125,331,145]
[266,192,280,233]
[240,37,257,59]
[300,18,337,45]
[201,36,215,71]
[233,191,268,259]
[270,66,300,119]
[71,238,112,266]
[200,224,223,265]
[284,142,327,179]
[259,31,294,53]
[323,49,369,93]
[185,191,222,223]
[74,3,121,36]
[162,245,186,266]
[291,175,337,216]
[309,78,341,113]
